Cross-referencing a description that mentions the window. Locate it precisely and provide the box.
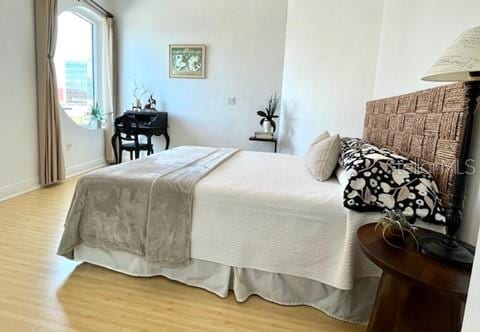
[55,9,102,129]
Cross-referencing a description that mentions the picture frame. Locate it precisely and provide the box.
[169,44,207,79]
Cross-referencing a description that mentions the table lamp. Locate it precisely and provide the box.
[421,26,480,268]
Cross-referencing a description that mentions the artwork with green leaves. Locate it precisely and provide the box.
[169,45,206,79]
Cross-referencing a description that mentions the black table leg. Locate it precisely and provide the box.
[164,132,170,150]
[111,134,119,164]
[147,135,154,155]
[274,141,277,153]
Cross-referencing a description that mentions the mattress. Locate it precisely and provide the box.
[188,151,382,290]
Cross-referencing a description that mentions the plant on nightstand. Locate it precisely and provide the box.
[375,210,419,250]
[257,93,280,133]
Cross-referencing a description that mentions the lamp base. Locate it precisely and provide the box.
[419,236,475,270]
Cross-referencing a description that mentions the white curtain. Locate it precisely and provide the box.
[102,16,117,164]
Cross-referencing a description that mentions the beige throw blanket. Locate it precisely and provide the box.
[57,146,239,266]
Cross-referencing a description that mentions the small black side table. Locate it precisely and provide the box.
[249,136,278,153]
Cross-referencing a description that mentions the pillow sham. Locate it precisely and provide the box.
[310,131,330,146]
[305,134,341,181]
[335,166,349,189]
[339,138,445,224]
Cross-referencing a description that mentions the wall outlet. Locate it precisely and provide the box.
[227,97,236,105]
[66,143,73,150]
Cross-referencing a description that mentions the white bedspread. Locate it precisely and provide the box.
[190,151,382,290]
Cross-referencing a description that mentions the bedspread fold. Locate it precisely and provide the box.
[57,146,239,266]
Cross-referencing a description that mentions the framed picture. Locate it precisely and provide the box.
[169,44,207,79]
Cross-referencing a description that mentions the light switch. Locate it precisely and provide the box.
[227,97,236,105]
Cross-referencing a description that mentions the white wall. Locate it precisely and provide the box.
[0,0,39,199]
[374,0,480,97]
[463,228,480,331]
[0,0,111,201]
[373,0,480,245]
[280,0,384,155]
[112,0,288,152]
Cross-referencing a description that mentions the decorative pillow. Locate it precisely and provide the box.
[339,138,446,224]
[310,131,330,146]
[338,137,366,168]
[305,134,341,181]
[335,166,349,189]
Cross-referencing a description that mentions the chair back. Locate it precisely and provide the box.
[114,115,140,144]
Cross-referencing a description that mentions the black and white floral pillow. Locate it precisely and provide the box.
[339,138,446,224]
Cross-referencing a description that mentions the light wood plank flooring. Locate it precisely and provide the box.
[0,177,365,331]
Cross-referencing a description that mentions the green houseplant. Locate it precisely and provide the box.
[90,102,105,129]
[257,93,280,133]
[375,210,419,250]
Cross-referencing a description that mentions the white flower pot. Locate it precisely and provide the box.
[89,118,102,130]
[263,120,273,133]
[134,98,142,110]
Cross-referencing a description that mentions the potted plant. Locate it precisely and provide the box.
[375,210,419,249]
[257,93,280,133]
[90,102,105,129]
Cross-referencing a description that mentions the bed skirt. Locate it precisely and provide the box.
[74,244,379,324]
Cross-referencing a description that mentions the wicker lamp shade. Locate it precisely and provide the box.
[422,26,480,82]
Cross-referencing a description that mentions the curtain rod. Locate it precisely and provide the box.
[77,0,114,18]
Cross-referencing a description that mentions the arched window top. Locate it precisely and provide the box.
[58,0,103,24]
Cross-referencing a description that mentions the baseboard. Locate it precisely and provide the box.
[0,177,41,202]
[66,158,107,178]
[0,158,107,203]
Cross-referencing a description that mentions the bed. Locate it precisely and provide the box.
[57,82,479,325]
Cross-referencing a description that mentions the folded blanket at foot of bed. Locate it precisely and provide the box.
[57,146,239,266]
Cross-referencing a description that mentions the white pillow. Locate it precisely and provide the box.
[305,134,341,181]
[310,131,330,146]
[335,166,348,189]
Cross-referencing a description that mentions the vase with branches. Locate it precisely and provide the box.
[132,80,149,110]
[257,93,280,133]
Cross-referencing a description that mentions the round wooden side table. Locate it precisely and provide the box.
[358,223,471,332]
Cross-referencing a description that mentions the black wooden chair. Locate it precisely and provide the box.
[112,115,153,164]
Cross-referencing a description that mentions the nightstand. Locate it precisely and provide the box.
[249,136,278,153]
[357,223,471,332]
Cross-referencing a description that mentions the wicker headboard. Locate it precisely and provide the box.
[363,82,480,208]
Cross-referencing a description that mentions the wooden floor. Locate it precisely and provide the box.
[0,177,365,332]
